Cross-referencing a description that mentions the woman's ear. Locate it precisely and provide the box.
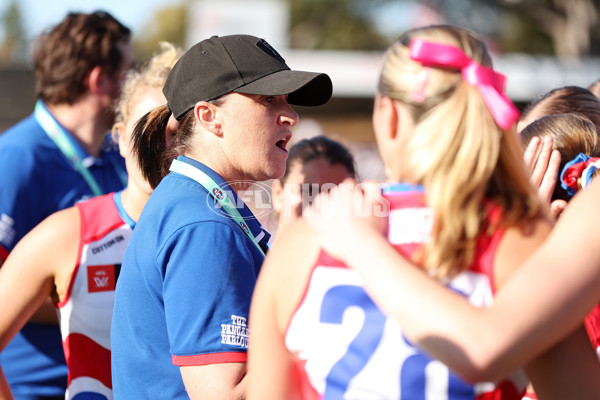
[373,95,400,142]
[111,122,127,158]
[165,114,179,148]
[194,102,223,137]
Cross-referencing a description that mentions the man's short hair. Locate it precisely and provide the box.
[33,10,131,105]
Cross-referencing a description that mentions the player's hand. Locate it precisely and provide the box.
[523,136,561,207]
[304,179,389,261]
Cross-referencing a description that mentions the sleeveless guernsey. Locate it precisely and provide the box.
[285,184,528,400]
[56,193,133,400]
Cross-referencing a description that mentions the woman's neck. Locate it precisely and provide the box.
[184,152,255,195]
[119,185,151,223]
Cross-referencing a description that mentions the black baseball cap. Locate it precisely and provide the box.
[163,34,333,120]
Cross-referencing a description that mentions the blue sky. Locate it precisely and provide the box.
[1,0,179,40]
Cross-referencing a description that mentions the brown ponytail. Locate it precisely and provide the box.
[131,105,198,189]
[131,104,172,189]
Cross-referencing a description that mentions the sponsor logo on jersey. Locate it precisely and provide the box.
[87,264,121,293]
[90,234,126,255]
[388,207,433,245]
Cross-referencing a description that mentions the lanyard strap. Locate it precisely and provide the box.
[34,100,127,196]
[169,159,266,256]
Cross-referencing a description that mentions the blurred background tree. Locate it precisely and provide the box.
[494,0,599,57]
[289,0,389,50]
[0,0,26,65]
[132,4,187,64]
[287,0,599,58]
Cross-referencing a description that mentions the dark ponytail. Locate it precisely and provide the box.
[132,105,198,189]
[131,104,172,189]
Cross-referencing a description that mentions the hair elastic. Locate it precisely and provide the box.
[560,153,600,196]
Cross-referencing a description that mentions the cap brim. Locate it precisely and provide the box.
[234,70,333,107]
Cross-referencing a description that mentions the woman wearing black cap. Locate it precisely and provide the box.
[110,34,332,399]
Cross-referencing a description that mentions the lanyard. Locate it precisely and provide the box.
[169,159,266,256]
[34,100,127,196]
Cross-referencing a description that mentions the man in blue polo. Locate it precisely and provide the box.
[0,11,132,399]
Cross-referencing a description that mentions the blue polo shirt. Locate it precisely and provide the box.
[0,103,127,399]
[111,156,270,399]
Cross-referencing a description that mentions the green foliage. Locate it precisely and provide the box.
[0,0,27,64]
[133,5,187,65]
[290,0,390,50]
[288,0,599,57]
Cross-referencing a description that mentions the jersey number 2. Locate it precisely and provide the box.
[319,284,473,399]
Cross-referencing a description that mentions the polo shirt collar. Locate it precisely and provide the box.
[174,155,271,251]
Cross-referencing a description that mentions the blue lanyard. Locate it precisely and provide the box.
[169,159,266,256]
[34,100,127,196]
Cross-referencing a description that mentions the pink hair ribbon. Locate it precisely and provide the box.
[409,38,520,130]
[560,153,600,196]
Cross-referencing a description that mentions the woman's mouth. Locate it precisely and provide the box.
[276,134,292,152]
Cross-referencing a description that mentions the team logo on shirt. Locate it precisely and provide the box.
[87,264,121,293]
[212,188,224,200]
[221,315,249,348]
[240,222,249,234]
